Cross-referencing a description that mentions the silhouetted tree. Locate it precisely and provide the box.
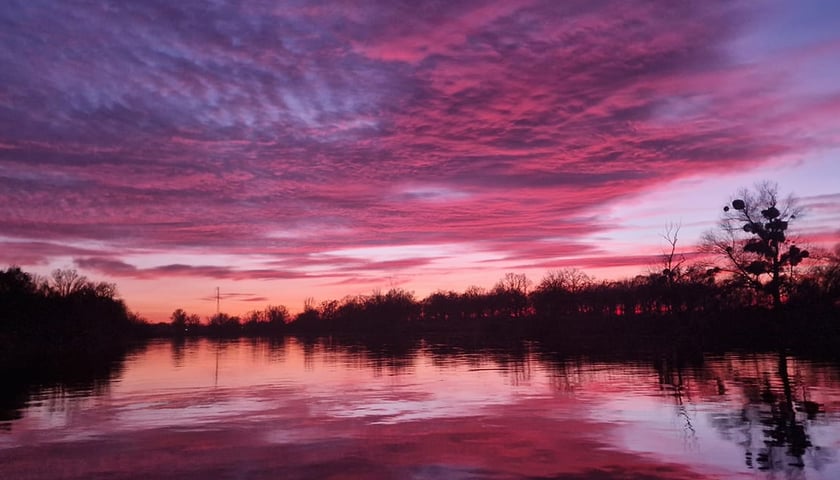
[491,273,531,317]
[531,268,592,317]
[660,223,687,287]
[358,288,419,326]
[50,268,89,297]
[422,290,462,322]
[462,285,490,319]
[265,304,290,327]
[208,312,241,336]
[796,244,840,308]
[644,226,720,314]
[170,308,200,335]
[171,308,188,332]
[0,266,148,355]
[0,266,40,297]
[318,299,340,322]
[241,304,290,334]
[0,267,41,335]
[702,182,809,308]
[674,264,721,312]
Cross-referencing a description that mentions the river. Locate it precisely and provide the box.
[2,337,839,479]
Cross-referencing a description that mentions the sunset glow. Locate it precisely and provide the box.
[2,1,839,320]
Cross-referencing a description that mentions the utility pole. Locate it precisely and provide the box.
[216,286,220,314]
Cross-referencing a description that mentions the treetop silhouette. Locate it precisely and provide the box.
[704,181,809,308]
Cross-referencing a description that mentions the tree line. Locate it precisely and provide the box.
[167,254,838,339]
[167,183,839,339]
[0,267,147,359]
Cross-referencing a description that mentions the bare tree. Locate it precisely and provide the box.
[702,182,809,308]
[660,222,687,288]
[495,272,532,295]
[492,273,532,317]
[50,268,89,297]
[532,268,594,317]
[537,268,592,294]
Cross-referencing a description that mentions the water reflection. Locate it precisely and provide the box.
[0,344,138,429]
[2,338,840,479]
[705,352,836,475]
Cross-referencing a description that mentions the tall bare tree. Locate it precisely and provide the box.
[660,222,687,288]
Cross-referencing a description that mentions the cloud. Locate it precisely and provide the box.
[73,257,306,281]
[197,292,269,303]
[1,0,838,305]
[71,253,437,283]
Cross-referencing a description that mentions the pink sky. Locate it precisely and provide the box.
[1,1,839,321]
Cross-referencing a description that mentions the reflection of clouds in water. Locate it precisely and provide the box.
[315,393,507,424]
[599,394,748,475]
[309,374,523,424]
[111,383,322,430]
[0,388,110,446]
[4,340,840,479]
[403,465,484,480]
[115,393,268,430]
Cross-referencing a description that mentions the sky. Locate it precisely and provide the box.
[1,0,839,321]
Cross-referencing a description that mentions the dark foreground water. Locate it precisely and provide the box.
[2,338,840,479]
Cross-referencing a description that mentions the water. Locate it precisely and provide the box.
[2,337,840,479]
